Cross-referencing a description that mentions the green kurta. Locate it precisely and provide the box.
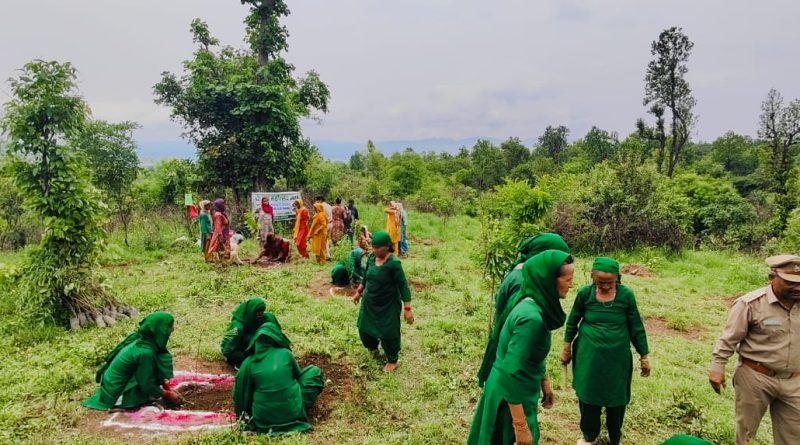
[221,298,279,367]
[356,254,412,340]
[83,312,174,410]
[331,262,350,286]
[350,248,365,283]
[468,299,550,445]
[199,213,212,252]
[233,324,324,435]
[564,284,649,407]
[493,268,525,327]
[660,435,713,445]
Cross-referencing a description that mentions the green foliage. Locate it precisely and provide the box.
[387,150,425,197]
[537,125,570,164]
[0,60,112,323]
[499,137,530,170]
[544,163,691,252]
[0,173,41,249]
[134,159,198,209]
[478,179,553,285]
[154,6,329,204]
[470,139,507,190]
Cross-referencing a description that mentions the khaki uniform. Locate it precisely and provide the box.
[711,286,800,445]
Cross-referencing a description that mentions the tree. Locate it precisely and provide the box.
[470,139,506,190]
[500,137,530,171]
[1,61,117,327]
[710,131,758,176]
[349,151,365,171]
[154,3,329,215]
[388,149,425,197]
[362,140,386,176]
[758,88,800,232]
[636,104,667,171]
[76,120,140,246]
[537,125,569,164]
[582,126,619,164]
[643,27,697,177]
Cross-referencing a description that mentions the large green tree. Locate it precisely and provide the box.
[154,1,330,213]
[470,139,506,190]
[537,125,570,164]
[1,61,116,327]
[759,88,800,232]
[642,27,696,177]
[75,120,140,246]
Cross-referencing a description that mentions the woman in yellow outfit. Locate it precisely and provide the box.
[384,201,401,254]
[309,202,329,265]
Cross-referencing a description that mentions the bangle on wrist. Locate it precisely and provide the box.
[404,307,412,311]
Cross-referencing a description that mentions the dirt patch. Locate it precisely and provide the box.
[245,257,290,269]
[306,277,358,300]
[409,278,430,292]
[409,235,440,246]
[178,383,233,412]
[621,264,655,277]
[298,353,361,423]
[645,317,705,340]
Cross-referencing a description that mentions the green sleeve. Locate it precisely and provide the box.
[564,287,589,342]
[497,312,549,404]
[135,349,164,399]
[233,358,253,417]
[393,259,412,302]
[221,323,245,362]
[289,351,302,380]
[625,287,649,356]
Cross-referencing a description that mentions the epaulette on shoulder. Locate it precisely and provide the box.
[739,287,768,304]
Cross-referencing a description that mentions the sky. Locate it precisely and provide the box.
[1,0,799,157]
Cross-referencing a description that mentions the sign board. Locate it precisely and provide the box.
[250,191,301,222]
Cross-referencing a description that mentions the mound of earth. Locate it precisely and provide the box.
[644,317,705,340]
[621,264,655,277]
[307,277,358,300]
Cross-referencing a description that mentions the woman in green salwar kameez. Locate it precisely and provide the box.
[331,247,366,286]
[233,323,325,435]
[221,297,280,367]
[561,257,650,445]
[83,312,181,410]
[469,250,576,445]
[353,231,414,373]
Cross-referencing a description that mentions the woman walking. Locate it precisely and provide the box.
[384,202,401,254]
[293,199,309,259]
[331,198,346,244]
[199,200,213,259]
[309,202,329,265]
[208,199,230,262]
[469,250,575,445]
[561,257,650,445]
[397,202,409,256]
[353,231,414,372]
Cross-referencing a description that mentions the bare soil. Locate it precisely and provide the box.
[307,277,358,300]
[409,234,440,246]
[621,263,655,277]
[408,278,430,292]
[644,317,705,340]
[178,383,233,412]
[298,353,361,423]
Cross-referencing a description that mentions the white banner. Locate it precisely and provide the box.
[250,191,301,221]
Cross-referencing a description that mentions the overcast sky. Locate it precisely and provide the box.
[2,0,799,153]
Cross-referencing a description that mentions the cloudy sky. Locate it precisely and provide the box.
[2,0,799,156]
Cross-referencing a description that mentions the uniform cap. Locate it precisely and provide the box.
[766,254,800,283]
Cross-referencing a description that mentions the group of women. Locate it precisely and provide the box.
[83,228,415,433]
[83,297,325,435]
[469,233,709,445]
[199,198,232,262]
[83,223,707,443]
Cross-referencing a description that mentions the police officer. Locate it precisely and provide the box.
[709,254,800,445]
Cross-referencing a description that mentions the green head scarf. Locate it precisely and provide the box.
[231,297,267,334]
[95,311,174,383]
[509,233,570,273]
[592,256,621,282]
[478,249,572,386]
[136,311,174,352]
[245,322,292,362]
[371,230,392,248]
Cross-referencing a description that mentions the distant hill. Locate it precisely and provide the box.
[137,137,537,164]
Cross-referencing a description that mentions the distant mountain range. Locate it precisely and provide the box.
[138,137,537,164]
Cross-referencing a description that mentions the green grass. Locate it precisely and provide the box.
[0,206,774,444]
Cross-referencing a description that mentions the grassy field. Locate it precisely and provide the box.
[0,205,773,444]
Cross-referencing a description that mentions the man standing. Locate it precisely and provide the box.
[709,255,800,445]
[319,197,333,259]
[346,199,359,244]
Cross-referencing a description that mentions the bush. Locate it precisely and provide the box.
[544,163,692,252]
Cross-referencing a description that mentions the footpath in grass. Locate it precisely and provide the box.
[0,208,776,444]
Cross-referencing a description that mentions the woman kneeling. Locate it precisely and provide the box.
[233,324,325,435]
[82,312,181,410]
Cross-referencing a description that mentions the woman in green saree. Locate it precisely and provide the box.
[331,247,366,286]
[469,250,575,445]
[233,323,325,435]
[560,257,650,445]
[83,312,181,410]
[221,297,281,367]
